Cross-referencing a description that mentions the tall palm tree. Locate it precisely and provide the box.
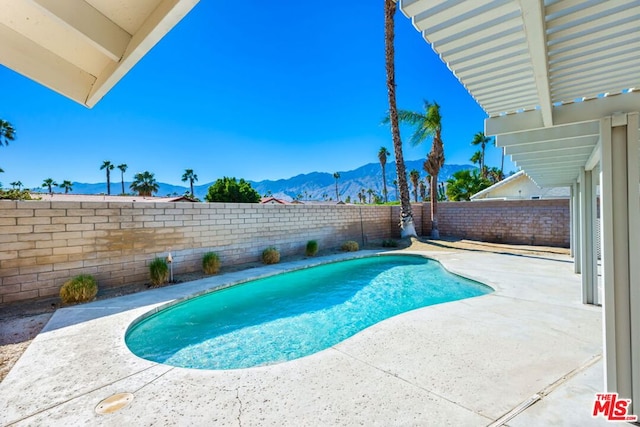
[0,119,16,146]
[378,147,390,202]
[384,0,416,238]
[409,169,420,202]
[181,169,198,197]
[58,180,73,194]
[10,181,22,190]
[392,179,398,202]
[470,150,482,169]
[333,172,341,202]
[130,171,159,197]
[471,132,491,178]
[495,137,505,177]
[117,164,128,195]
[42,178,57,195]
[399,100,445,239]
[100,161,115,195]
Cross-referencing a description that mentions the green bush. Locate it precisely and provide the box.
[305,240,319,257]
[382,239,398,248]
[341,240,359,252]
[149,257,169,286]
[262,247,280,265]
[59,274,98,304]
[0,189,34,200]
[202,252,221,275]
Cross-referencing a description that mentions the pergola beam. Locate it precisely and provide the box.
[29,0,131,62]
[518,0,552,126]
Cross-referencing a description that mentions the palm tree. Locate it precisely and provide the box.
[409,169,420,202]
[419,181,426,201]
[384,0,416,238]
[100,161,115,195]
[130,171,159,197]
[398,100,445,239]
[471,132,491,178]
[470,150,482,169]
[367,188,374,204]
[10,181,22,190]
[58,180,73,194]
[42,178,57,195]
[392,179,398,202]
[0,119,16,146]
[378,147,390,202]
[333,172,341,202]
[495,137,505,177]
[181,169,198,197]
[117,164,128,195]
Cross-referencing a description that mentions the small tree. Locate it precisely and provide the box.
[117,164,128,195]
[205,177,260,203]
[130,171,159,197]
[181,169,198,197]
[446,170,491,201]
[58,180,73,194]
[42,178,57,195]
[333,172,341,202]
[100,161,115,195]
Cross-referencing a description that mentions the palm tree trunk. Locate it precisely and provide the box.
[121,172,125,195]
[430,174,439,238]
[190,180,194,197]
[385,0,416,238]
[106,170,111,195]
[382,165,388,203]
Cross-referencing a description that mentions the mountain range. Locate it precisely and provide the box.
[33,160,475,202]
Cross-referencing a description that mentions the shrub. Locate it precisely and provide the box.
[341,240,359,252]
[262,247,280,265]
[382,239,398,248]
[202,252,221,275]
[149,257,169,286]
[59,274,98,304]
[305,240,319,257]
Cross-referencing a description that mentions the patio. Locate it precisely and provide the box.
[0,247,606,426]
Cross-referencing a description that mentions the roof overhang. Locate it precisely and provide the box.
[0,0,199,108]
[400,0,640,187]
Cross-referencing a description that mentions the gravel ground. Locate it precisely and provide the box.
[0,238,569,383]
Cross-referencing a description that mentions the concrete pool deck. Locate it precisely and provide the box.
[0,249,609,426]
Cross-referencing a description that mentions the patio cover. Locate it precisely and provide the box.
[400,0,640,414]
[0,0,199,108]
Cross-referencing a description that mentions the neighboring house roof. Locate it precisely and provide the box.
[29,193,196,203]
[260,197,290,205]
[470,171,570,201]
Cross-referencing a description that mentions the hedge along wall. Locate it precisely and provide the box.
[420,199,570,247]
[0,201,402,304]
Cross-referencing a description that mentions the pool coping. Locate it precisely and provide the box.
[0,249,607,426]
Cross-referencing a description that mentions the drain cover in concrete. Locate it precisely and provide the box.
[95,392,134,414]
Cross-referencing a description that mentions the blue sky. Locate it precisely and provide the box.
[1,2,513,189]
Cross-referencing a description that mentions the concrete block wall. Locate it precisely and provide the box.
[421,199,570,247]
[0,201,397,304]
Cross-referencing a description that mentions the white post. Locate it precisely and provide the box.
[572,182,581,273]
[579,167,595,304]
[600,113,640,413]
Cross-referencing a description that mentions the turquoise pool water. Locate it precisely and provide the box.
[125,255,492,370]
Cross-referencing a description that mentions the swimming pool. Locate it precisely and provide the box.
[125,254,492,370]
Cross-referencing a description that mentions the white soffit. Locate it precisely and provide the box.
[0,0,199,108]
[400,0,640,186]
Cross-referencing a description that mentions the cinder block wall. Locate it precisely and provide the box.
[0,201,398,304]
[421,199,570,247]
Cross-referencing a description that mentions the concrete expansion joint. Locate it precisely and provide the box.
[488,354,602,426]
